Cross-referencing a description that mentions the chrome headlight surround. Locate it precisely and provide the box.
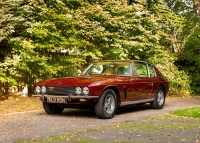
[35,86,41,94]
[82,87,89,95]
[75,86,82,95]
[41,86,46,94]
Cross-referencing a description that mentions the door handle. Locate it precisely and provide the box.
[149,83,153,86]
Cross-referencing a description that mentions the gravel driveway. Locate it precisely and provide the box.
[0,97,199,143]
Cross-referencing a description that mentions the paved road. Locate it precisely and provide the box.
[0,97,199,143]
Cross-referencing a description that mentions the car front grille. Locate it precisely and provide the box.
[46,86,74,95]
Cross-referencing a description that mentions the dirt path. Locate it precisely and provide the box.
[0,97,199,143]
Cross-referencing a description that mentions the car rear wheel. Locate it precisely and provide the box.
[94,89,117,119]
[151,86,165,109]
[43,102,64,114]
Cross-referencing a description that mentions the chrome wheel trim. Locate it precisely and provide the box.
[157,90,164,106]
[104,94,115,114]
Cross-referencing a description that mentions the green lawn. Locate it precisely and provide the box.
[171,106,200,118]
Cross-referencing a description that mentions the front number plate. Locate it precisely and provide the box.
[47,97,67,103]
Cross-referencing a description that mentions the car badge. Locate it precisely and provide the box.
[48,87,54,91]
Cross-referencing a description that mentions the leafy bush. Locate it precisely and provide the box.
[0,0,193,96]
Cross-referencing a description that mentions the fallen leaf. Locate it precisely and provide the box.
[114,122,120,127]
[65,138,70,141]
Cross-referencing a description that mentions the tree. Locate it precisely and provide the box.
[164,0,200,94]
[71,0,190,95]
[0,0,191,95]
[0,0,84,94]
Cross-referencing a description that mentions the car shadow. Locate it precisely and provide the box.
[37,108,97,118]
[116,103,152,115]
[38,103,152,118]
[61,108,96,118]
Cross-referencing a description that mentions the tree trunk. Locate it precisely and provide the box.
[198,0,200,18]
[192,0,200,17]
[170,28,181,53]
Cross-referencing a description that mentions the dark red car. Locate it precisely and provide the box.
[33,60,169,119]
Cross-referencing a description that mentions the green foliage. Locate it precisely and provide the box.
[171,106,200,118]
[0,0,194,95]
[179,25,200,94]
[165,0,200,94]
[149,49,191,96]
[0,0,82,93]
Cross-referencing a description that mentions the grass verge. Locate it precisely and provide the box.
[171,106,200,118]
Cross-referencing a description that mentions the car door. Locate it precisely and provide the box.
[131,62,153,100]
[147,64,158,99]
[116,64,133,102]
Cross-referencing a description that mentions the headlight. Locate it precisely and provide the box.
[75,86,82,95]
[41,86,46,94]
[35,86,41,94]
[82,87,89,95]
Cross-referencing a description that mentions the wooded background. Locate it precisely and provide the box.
[0,0,200,96]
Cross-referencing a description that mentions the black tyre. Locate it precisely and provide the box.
[94,89,117,119]
[43,102,64,114]
[151,86,165,109]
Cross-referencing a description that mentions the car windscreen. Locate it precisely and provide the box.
[81,61,131,76]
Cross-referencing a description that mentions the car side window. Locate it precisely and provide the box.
[117,66,131,75]
[133,62,148,77]
[148,65,155,77]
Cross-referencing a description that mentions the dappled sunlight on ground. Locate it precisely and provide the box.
[0,92,42,115]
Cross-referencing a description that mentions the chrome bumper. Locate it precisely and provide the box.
[32,94,99,101]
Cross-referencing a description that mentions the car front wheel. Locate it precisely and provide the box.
[43,102,64,114]
[94,89,117,119]
[151,86,165,109]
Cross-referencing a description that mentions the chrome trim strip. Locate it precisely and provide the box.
[32,94,42,97]
[121,98,154,106]
[32,94,99,99]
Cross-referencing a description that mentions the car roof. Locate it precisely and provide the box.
[94,60,151,65]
